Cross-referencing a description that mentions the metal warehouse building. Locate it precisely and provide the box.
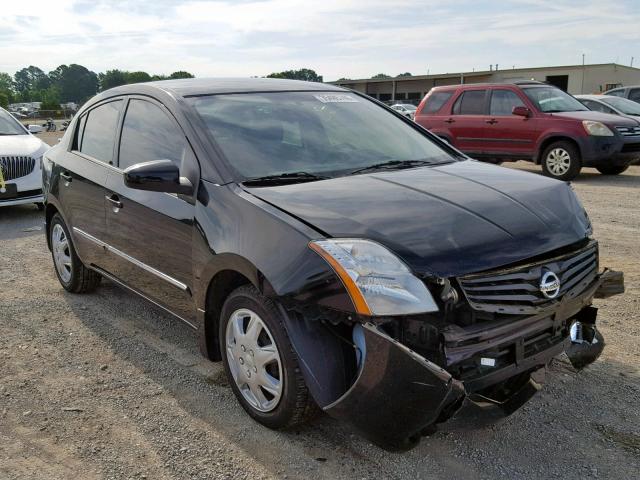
[331,63,640,104]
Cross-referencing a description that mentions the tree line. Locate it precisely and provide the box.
[0,66,328,110]
[0,65,194,110]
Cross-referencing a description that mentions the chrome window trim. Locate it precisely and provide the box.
[72,227,189,292]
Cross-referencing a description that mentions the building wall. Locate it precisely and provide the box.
[334,64,640,102]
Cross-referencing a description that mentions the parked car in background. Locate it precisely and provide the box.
[576,94,640,121]
[414,82,640,180]
[0,107,48,209]
[390,103,417,119]
[603,85,640,103]
[42,78,623,451]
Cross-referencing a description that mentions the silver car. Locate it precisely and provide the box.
[0,107,49,209]
[576,94,640,122]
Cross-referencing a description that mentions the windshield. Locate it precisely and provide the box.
[522,87,588,113]
[0,109,27,135]
[188,92,454,180]
[601,96,640,115]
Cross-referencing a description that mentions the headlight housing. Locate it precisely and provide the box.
[309,239,438,316]
[582,120,614,137]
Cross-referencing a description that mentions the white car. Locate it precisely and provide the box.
[0,107,49,209]
[390,103,417,119]
[575,94,640,121]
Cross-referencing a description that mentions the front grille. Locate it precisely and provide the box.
[616,126,640,137]
[458,241,598,315]
[621,143,640,153]
[0,156,36,180]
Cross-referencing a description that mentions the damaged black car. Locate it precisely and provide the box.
[42,78,625,451]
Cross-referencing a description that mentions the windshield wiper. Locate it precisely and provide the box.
[348,159,432,175]
[243,171,329,186]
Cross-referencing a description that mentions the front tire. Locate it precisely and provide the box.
[541,141,582,181]
[50,213,101,293]
[596,165,628,175]
[219,285,315,429]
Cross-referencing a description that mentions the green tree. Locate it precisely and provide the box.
[150,74,168,81]
[371,73,391,79]
[0,92,8,109]
[127,71,152,83]
[0,72,15,104]
[14,66,49,97]
[169,71,194,79]
[40,86,61,111]
[50,64,99,103]
[396,72,413,77]
[98,69,129,91]
[266,68,323,82]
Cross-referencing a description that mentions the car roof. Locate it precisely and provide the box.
[106,77,347,97]
[430,82,551,92]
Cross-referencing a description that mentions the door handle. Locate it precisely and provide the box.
[60,172,72,183]
[444,118,455,124]
[485,119,498,124]
[105,194,123,210]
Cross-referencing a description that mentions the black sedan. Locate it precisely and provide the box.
[42,78,623,450]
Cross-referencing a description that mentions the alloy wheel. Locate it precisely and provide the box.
[52,223,72,283]
[545,148,571,176]
[225,308,283,412]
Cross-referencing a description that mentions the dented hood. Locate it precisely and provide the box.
[246,160,591,277]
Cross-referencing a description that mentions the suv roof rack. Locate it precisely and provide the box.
[512,80,546,85]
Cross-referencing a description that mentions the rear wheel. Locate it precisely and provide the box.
[219,285,315,429]
[50,213,101,293]
[541,141,581,181]
[596,165,628,175]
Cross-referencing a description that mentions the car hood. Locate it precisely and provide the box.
[550,110,639,126]
[0,134,48,156]
[245,160,591,278]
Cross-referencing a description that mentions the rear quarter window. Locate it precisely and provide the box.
[422,91,454,114]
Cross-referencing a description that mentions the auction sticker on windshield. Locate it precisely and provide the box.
[314,94,359,103]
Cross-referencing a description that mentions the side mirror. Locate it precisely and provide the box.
[512,106,531,118]
[123,159,193,195]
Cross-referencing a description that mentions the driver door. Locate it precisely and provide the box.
[103,97,199,323]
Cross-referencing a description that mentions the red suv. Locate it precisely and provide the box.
[414,82,640,180]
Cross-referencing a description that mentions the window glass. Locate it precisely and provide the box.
[601,97,640,115]
[0,109,27,135]
[72,114,87,150]
[629,88,640,102]
[452,90,486,115]
[489,90,525,115]
[521,87,587,113]
[188,92,454,179]
[605,89,625,97]
[80,101,122,163]
[581,100,615,114]
[118,99,187,171]
[424,91,453,113]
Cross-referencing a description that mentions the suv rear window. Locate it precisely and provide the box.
[423,91,453,113]
[452,90,486,115]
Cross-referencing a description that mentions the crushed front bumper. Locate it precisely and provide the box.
[324,269,624,451]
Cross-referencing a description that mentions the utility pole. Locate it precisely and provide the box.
[581,53,585,94]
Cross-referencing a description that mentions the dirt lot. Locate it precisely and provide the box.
[1,135,638,479]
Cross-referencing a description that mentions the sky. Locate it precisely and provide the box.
[1,0,638,81]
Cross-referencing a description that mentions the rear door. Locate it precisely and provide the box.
[103,97,199,323]
[57,99,123,266]
[446,89,489,155]
[482,88,539,159]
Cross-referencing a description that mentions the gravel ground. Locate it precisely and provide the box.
[1,140,638,479]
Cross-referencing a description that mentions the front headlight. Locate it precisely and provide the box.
[309,239,438,316]
[582,120,614,136]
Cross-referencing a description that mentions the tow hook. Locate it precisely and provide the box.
[566,307,605,369]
